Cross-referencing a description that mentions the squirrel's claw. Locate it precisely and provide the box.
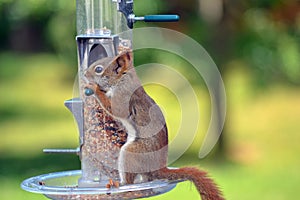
[106,179,120,189]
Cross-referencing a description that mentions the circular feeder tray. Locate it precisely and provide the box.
[21,170,183,199]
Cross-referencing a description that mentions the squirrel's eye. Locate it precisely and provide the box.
[94,65,103,74]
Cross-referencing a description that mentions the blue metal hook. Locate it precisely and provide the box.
[143,15,180,22]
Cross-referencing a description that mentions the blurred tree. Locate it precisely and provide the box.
[1,0,299,158]
[161,0,300,157]
[238,1,300,86]
[0,0,76,65]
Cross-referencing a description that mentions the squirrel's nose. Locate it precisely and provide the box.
[82,70,92,84]
[84,70,90,77]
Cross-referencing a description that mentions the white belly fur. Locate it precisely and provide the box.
[118,118,137,184]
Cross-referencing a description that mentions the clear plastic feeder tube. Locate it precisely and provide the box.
[77,0,130,36]
[76,0,132,187]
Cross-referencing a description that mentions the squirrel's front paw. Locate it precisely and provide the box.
[84,87,94,96]
[84,83,97,96]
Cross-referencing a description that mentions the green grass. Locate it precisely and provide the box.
[0,53,300,199]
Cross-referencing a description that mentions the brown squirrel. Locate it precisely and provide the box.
[84,51,224,200]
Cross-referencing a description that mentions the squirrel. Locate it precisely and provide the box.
[84,50,224,200]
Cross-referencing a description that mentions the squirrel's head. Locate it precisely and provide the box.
[84,50,133,91]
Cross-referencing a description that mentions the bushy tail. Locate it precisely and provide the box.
[156,167,224,200]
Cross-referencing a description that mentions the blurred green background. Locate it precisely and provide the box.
[0,0,300,199]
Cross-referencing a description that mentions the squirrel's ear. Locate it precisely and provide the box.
[116,51,133,73]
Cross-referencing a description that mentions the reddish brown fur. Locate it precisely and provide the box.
[90,84,112,112]
[154,167,224,200]
[85,51,225,200]
[101,51,133,81]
